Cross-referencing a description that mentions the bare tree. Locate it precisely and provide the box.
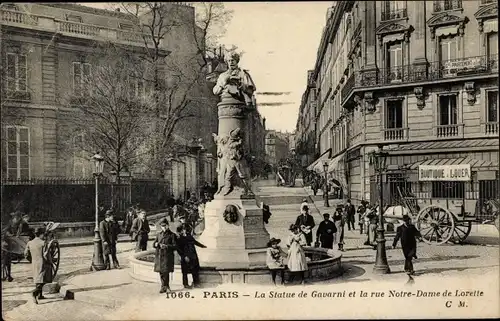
[110,2,233,175]
[65,43,155,182]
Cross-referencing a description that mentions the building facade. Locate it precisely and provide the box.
[1,3,217,199]
[265,130,291,166]
[296,0,499,205]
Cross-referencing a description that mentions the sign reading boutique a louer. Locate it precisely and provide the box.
[418,164,471,181]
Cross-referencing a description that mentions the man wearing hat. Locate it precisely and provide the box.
[131,210,150,252]
[153,218,177,293]
[24,227,52,304]
[99,210,120,269]
[316,213,337,249]
[392,214,422,275]
[333,205,345,251]
[295,205,315,246]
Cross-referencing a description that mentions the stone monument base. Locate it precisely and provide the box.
[196,189,270,269]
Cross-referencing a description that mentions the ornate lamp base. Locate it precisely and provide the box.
[373,227,391,274]
[90,228,106,271]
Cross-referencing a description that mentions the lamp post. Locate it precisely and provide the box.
[369,144,390,274]
[323,160,330,208]
[91,152,106,271]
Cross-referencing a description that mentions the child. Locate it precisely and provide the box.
[266,237,286,286]
[287,224,308,285]
[176,224,206,289]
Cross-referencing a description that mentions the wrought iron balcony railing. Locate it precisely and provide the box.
[381,8,407,21]
[341,54,499,102]
[433,0,462,13]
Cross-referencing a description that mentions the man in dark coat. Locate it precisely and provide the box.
[316,213,337,249]
[130,210,150,252]
[345,199,356,231]
[176,224,206,289]
[99,210,120,269]
[24,227,52,304]
[392,215,422,275]
[122,207,136,236]
[333,205,346,251]
[153,218,177,293]
[295,205,315,246]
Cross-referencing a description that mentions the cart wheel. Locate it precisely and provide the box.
[47,240,60,278]
[416,205,455,245]
[450,221,472,244]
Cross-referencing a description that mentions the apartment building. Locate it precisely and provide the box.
[296,0,499,205]
[1,3,217,199]
[265,130,291,166]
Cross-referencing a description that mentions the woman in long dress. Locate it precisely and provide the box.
[286,224,307,285]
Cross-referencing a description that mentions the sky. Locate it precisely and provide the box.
[83,2,332,133]
[220,2,331,133]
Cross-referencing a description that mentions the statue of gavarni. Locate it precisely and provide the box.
[212,52,256,197]
[212,52,256,105]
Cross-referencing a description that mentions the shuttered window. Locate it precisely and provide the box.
[6,126,30,179]
[6,53,27,92]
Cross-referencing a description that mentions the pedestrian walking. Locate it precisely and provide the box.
[315,213,337,249]
[295,205,315,246]
[345,199,356,231]
[332,205,345,251]
[24,228,53,304]
[365,206,378,249]
[153,218,177,293]
[176,224,206,289]
[99,210,120,269]
[266,237,286,286]
[392,214,422,275]
[357,200,368,234]
[286,224,307,285]
[122,207,135,236]
[131,210,150,252]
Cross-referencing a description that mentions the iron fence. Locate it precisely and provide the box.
[1,177,171,223]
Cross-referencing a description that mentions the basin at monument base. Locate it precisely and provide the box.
[129,247,342,286]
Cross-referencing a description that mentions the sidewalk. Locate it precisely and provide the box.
[58,233,156,248]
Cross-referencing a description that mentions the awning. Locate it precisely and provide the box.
[408,157,498,170]
[389,138,498,152]
[306,151,330,172]
[328,153,347,191]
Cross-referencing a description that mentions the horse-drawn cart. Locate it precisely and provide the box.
[385,161,499,245]
[1,222,61,280]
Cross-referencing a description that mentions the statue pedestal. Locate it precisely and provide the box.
[197,190,270,269]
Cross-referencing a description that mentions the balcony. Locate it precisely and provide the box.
[0,8,154,47]
[436,124,462,138]
[480,0,495,5]
[484,122,499,135]
[381,8,407,21]
[433,0,462,12]
[341,54,498,103]
[383,128,408,141]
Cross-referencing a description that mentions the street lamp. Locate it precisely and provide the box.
[91,152,106,271]
[369,144,390,274]
[323,160,330,208]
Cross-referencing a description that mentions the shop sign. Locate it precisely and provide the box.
[418,164,471,181]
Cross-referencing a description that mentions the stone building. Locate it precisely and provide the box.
[1,3,217,199]
[296,0,498,205]
[265,130,291,166]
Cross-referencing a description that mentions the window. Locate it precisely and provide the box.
[487,32,498,58]
[387,42,403,82]
[128,77,146,99]
[486,90,498,123]
[386,100,403,128]
[119,23,133,30]
[6,126,30,179]
[439,95,458,125]
[432,181,465,198]
[6,53,27,92]
[72,62,91,96]
[382,1,407,21]
[440,37,458,62]
[433,0,462,12]
[72,134,86,177]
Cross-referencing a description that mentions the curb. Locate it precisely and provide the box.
[59,284,126,309]
[58,235,155,248]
